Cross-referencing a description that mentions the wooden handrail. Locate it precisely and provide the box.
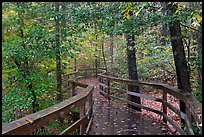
[2,73,94,135]
[3,68,202,135]
[2,67,102,135]
[98,73,202,135]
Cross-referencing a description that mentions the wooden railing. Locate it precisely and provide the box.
[2,69,96,135]
[98,73,202,135]
[2,67,202,135]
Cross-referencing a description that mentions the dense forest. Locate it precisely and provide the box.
[2,2,202,135]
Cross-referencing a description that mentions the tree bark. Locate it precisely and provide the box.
[94,25,98,76]
[125,34,141,112]
[160,2,169,47]
[17,2,39,113]
[101,39,107,73]
[166,2,191,119]
[197,23,202,89]
[55,2,63,102]
[109,33,114,76]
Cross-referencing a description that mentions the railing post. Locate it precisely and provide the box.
[102,78,105,92]
[84,70,87,79]
[186,102,192,123]
[67,75,70,90]
[99,77,101,89]
[89,89,93,118]
[71,82,76,97]
[74,71,78,82]
[80,104,85,135]
[95,68,98,78]
[185,102,192,133]
[163,91,167,123]
[127,84,131,108]
[106,78,110,100]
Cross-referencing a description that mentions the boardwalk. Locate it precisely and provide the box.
[78,78,174,135]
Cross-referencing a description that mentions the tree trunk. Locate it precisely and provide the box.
[125,34,141,112]
[160,2,169,46]
[94,25,98,76]
[166,2,191,120]
[17,2,39,113]
[74,58,77,71]
[109,33,114,76]
[101,39,107,73]
[197,23,202,89]
[55,2,63,102]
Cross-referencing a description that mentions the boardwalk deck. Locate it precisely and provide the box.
[78,78,174,135]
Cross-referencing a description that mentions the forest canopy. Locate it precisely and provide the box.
[2,2,202,134]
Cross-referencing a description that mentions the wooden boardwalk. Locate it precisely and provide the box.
[78,78,174,135]
[2,68,201,135]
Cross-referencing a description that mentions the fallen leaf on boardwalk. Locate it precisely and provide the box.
[25,118,33,124]
[131,124,136,127]
[15,121,21,126]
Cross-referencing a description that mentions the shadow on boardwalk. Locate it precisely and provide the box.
[79,78,175,135]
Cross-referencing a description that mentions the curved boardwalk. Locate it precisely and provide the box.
[78,77,174,135]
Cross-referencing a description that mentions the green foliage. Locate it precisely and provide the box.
[2,2,202,135]
[181,122,202,135]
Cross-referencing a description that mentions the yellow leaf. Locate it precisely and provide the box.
[124,11,130,19]
[25,118,33,124]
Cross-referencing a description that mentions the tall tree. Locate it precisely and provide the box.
[101,38,108,73]
[197,23,202,90]
[16,2,39,113]
[126,33,141,112]
[160,2,169,46]
[109,33,114,76]
[166,2,191,117]
[55,2,63,102]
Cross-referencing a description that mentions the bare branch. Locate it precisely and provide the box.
[180,23,202,34]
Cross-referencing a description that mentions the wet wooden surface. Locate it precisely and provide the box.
[79,78,175,135]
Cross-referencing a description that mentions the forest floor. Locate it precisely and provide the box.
[78,77,180,135]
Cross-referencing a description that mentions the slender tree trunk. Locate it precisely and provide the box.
[55,2,64,126]
[101,39,107,73]
[55,2,63,102]
[74,58,77,71]
[166,2,191,121]
[109,33,114,76]
[94,25,98,76]
[17,2,39,113]
[160,2,169,46]
[197,24,202,89]
[125,34,141,112]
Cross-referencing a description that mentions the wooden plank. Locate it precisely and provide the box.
[86,101,94,120]
[100,82,196,135]
[163,91,167,123]
[87,95,93,120]
[71,82,76,97]
[99,74,202,134]
[80,104,85,135]
[59,116,88,135]
[162,113,186,135]
[188,95,202,123]
[62,71,79,78]
[100,83,163,103]
[69,80,88,88]
[99,89,163,116]
[101,82,195,134]
[98,74,188,103]
[85,114,94,135]
[78,68,97,71]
